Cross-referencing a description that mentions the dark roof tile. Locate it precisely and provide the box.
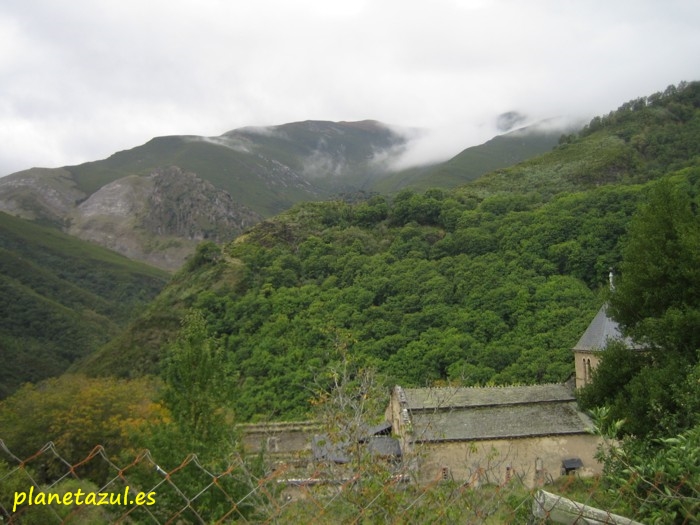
[573,304,638,352]
[411,401,593,442]
[402,384,574,411]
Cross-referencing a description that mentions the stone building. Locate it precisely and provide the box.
[240,421,321,458]
[385,383,602,487]
[240,301,631,488]
[572,304,641,389]
[239,420,402,486]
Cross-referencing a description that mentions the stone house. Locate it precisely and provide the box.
[385,383,602,487]
[240,421,321,459]
[240,304,627,488]
[239,420,402,484]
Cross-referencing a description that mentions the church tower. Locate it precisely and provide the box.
[572,304,627,389]
[572,270,639,389]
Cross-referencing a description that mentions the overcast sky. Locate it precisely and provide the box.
[1,0,699,176]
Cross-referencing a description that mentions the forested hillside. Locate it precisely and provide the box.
[0,212,169,397]
[79,82,700,422]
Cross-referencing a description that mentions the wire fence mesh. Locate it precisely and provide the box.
[0,436,675,524]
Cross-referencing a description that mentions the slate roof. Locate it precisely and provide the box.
[573,304,638,352]
[365,436,402,457]
[312,435,351,464]
[363,421,393,438]
[410,400,593,442]
[403,384,574,411]
[399,384,593,442]
[312,421,401,463]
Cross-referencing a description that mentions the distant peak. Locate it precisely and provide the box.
[225,119,392,137]
[336,119,388,130]
[496,111,528,132]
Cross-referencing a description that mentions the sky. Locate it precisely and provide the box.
[1,0,699,176]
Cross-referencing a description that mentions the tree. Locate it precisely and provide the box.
[610,175,700,359]
[162,309,234,455]
[186,241,222,270]
[579,173,700,521]
[0,375,166,482]
[592,409,700,523]
[585,174,700,437]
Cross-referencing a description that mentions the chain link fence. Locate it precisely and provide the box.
[1,437,666,524]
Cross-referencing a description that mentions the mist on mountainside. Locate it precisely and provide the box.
[384,113,580,172]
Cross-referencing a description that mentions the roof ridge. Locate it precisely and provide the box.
[403,382,567,391]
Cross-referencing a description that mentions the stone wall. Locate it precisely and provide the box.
[413,434,602,488]
[573,350,603,389]
[239,421,320,456]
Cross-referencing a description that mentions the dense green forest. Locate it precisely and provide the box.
[0,212,170,397]
[189,188,629,420]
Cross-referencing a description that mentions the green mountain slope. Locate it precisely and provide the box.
[464,82,700,198]
[370,122,566,193]
[78,82,700,421]
[6,120,408,219]
[0,212,170,397]
[0,121,413,269]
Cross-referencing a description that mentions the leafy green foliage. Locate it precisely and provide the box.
[162,309,234,454]
[129,311,266,523]
[610,174,700,358]
[579,186,700,520]
[74,241,245,377]
[161,184,642,421]
[0,212,169,398]
[593,415,700,524]
[0,374,166,481]
[581,171,700,438]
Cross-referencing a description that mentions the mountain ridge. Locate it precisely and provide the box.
[0,119,563,270]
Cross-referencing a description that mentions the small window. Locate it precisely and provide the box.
[535,457,543,472]
[585,359,592,383]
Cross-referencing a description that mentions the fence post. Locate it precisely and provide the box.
[531,489,644,525]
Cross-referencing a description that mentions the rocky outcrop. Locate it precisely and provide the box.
[0,168,86,225]
[67,167,261,271]
[0,165,261,271]
[142,167,259,240]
